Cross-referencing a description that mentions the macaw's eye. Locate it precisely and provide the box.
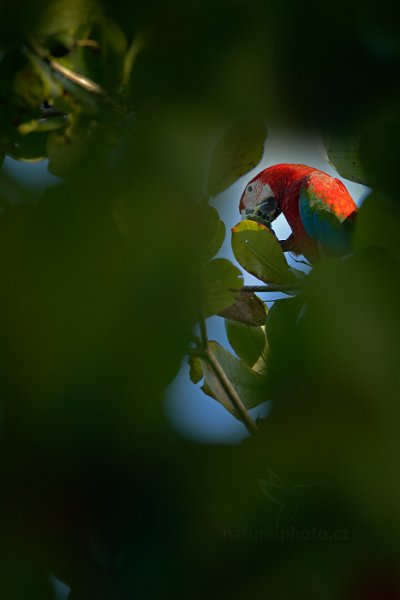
[247,185,253,192]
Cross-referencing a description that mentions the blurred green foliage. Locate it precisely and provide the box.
[1,0,400,598]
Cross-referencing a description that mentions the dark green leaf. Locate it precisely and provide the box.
[37,0,103,36]
[8,132,49,161]
[359,120,400,199]
[354,192,400,263]
[265,296,304,351]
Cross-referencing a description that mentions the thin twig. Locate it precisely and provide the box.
[233,282,304,294]
[204,345,260,436]
[196,281,259,436]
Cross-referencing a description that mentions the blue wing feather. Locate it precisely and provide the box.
[299,177,355,255]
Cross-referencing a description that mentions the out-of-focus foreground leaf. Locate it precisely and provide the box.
[200,205,226,263]
[354,191,400,263]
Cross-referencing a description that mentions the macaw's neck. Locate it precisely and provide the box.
[263,164,315,208]
[263,164,321,261]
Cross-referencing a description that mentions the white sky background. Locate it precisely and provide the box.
[165,130,369,444]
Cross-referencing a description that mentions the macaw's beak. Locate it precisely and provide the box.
[241,198,280,228]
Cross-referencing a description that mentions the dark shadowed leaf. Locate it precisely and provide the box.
[37,0,102,36]
[354,192,400,264]
[232,219,296,284]
[202,258,243,318]
[359,120,400,199]
[218,290,267,325]
[265,296,304,350]
[208,119,267,196]
[8,132,49,161]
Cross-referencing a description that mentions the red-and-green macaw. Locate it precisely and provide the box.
[239,164,357,262]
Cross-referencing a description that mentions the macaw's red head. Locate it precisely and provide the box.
[239,171,281,226]
[239,163,316,225]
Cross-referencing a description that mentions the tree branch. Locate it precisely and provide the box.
[233,283,303,294]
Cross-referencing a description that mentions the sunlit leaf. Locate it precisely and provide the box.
[200,340,266,411]
[225,319,266,367]
[231,219,296,284]
[218,290,267,326]
[202,258,243,318]
[208,119,267,196]
[188,354,203,384]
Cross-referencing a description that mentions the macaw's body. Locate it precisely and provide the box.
[239,164,357,262]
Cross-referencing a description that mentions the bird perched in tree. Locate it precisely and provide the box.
[239,164,357,262]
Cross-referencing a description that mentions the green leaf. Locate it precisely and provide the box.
[218,290,267,326]
[8,132,49,161]
[47,116,96,177]
[47,128,81,177]
[18,115,67,135]
[38,0,102,36]
[188,354,203,384]
[202,205,226,262]
[200,341,266,411]
[324,133,367,185]
[225,319,266,367]
[202,258,243,318]
[208,119,267,196]
[231,220,296,284]
[354,192,400,263]
[81,16,127,93]
[55,15,127,95]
